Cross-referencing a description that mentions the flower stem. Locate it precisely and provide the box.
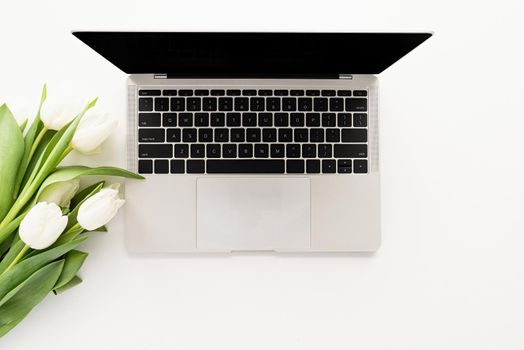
[56,144,73,164]
[4,244,30,273]
[28,126,47,163]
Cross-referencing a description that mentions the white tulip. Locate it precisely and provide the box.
[19,202,68,250]
[77,184,125,231]
[71,108,117,154]
[38,178,80,208]
[40,96,86,130]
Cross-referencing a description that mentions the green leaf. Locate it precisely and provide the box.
[66,181,104,230]
[0,240,25,275]
[19,129,55,191]
[0,236,86,302]
[0,212,26,252]
[53,250,88,291]
[19,119,28,133]
[53,275,82,295]
[0,104,25,222]
[0,260,64,336]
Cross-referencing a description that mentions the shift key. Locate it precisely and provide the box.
[139,144,172,158]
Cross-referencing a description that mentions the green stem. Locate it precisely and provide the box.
[27,126,47,163]
[4,244,30,273]
[56,144,73,164]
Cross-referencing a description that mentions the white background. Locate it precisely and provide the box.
[1,0,524,349]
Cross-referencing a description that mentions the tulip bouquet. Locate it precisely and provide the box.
[0,85,143,337]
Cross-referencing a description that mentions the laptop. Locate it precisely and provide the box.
[73,32,431,252]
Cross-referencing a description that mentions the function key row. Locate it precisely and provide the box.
[139,89,367,97]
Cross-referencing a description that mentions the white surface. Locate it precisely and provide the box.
[0,0,523,348]
[196,178,310,251]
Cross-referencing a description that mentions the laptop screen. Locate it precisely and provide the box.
[73,32,431,76]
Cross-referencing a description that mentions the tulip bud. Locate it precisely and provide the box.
[38,179,80,208]
[40,97,86,130]
[77,184,125,231]
[19,202,68,249]
[71,108,117,154]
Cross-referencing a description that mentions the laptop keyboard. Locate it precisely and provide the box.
[137,88,369,174]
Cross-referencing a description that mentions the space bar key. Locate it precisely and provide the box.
[207,160,285,173]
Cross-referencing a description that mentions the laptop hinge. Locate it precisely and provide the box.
[339,74,353,80]
[153,73,168,79]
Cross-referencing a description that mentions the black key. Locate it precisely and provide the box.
[345,98,368,111]
[202,98,217,111]
[190,144,205,158]
[211,113,225,126]
[321,90,336,96]
[223,144,237,158]
[171,160,185,173]
[211,89,225,96]
[286,144,301,158]
[166,128,181,142]
[154,160,169,174]
[338,159,352,174]
[329,98,344,111]
[198,128,213,143]
[138,160,153,174]
[326,128,340,142]
[255,144,269,158]
[274,113,289,127]
[282,98,297,111]
[139,129,165,142]
[278,128,293,142]
[338,113,352,127]
[266,98,280,111]
[206,144,221,158]
[163,113,177,126]
[246,128,261,142]
[310,129,324,142]
[354,159,368,173]
[313,98,328,111]
[163,90,177,96]
[262,128,277,142]
[342,129,367,143]
[187,160,205,174]
[139,98,153,111]
[274,90,288,96]
[242,90,257,96]
[258,89,272,96]
[334,144,367,158]
[318,144,333,158]
[322,160,336,173]
[230,128,245,142]
[182,128,197,142]
[238,144,253,158]
[337,90,352,96]
[234,98,249,111]
[139,90,161,96]
[195,89,209,96]
[259,113,272,126]
[306,113,321,126]
[290,113,304,126]
[226,113,241,126]
[294,128,308,142]
[306,90,320,96]
[322,113,336,127]
[207,160,284,173]
[302,144,316,158]
[226,89,241,96]
[214,128,229,142]
[179,89,193,96]
[139,144,172,158]
[174,144,189,158]
[270,144,285,158]
[242,113,257,126]
[298,98,312,111]
[171,98,185,111]
[353,113,368,127]
[195,113,209,127]
[139,113,161,127]
[187,98,201,111]
[290,90,305,96]
[287,160,304,173]
[306,160,321,174]
[250,97,265,111]
[218,97,233,111]
[154,97,169,111]
[353,90,368,96]
[179,113,193,126]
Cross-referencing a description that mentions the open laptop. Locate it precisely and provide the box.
[73,32,431,252]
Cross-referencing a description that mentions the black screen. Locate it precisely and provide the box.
[73,32,432,76]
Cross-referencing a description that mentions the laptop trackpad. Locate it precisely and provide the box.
[196,178,310,251]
